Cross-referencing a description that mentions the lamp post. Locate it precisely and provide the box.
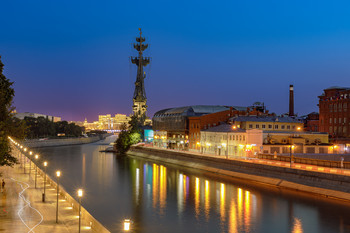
[34,155,39,188]
[56,171,61,223]
[124,219,131,231]
[289,145,294,168]
[29,151,33,174]
[78,189,83,233]
[42,161,48,202]
[23,148,27,173]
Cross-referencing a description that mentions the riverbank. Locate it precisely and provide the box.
[22,134,111,148]
[128,146,350,202]
[0,163,110,233]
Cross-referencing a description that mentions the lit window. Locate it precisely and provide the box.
[262,125,266,129]
[275,125,279,129]
[281,125,285,129]
[256,124,259,128]
[249,124,253,129]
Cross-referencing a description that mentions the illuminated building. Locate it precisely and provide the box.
[83,114,131,131]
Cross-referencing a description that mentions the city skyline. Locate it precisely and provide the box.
[2,1,350,121]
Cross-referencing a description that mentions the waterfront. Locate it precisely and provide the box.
[35,136,350,233]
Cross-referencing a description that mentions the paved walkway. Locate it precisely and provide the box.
[0,163,96,233]
[145,145,350,176]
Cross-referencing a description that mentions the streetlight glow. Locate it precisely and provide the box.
[29,151,33,155]
[124,219,131,231]
[44,161,48,167]
[56,171,61,177]
[35,155,39,159]
[78,189,83,197]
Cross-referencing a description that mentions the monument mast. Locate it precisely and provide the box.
[131,28,150,123]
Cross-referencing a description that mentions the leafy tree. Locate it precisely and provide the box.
[114,115,142,155]
[0,56,25,167]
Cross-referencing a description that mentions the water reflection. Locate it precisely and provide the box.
[38,138,350,233]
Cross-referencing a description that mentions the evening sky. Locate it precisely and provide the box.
[1,0,350,121]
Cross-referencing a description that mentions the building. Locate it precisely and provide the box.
[15,112,61,122]
[83,114,131,131]
[301,112,319,132]
[200,124,263,158]
[188,106,270,150]
[153,105,231,149]
[199,116,330,155]
[228,116,329,154]
[319,86,350,138]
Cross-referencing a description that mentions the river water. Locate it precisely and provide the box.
[35,136,350,233]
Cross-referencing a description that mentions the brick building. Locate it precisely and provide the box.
[318,86,350,138]
[188,107,268,150]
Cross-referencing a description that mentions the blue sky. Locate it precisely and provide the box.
[1,0,350,121]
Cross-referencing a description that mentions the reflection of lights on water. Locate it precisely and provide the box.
[205,180,210,218]
[292,218,304,233]
[178,174,184,214]
[195,177,200,217]
[220,183,225,221]
[136,168,139,203]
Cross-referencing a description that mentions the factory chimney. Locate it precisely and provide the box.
[289,85,294,117]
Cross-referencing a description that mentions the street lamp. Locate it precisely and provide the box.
[29,151,33,174]
[23,148,27,173]
[56,171,61,223]
[34,155,39,188]
[124,219,131,231]
[42,161,48,202]
[78,189,83,233]
[289,145,295,168]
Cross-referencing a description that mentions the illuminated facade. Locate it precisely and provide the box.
[83,114,131,131]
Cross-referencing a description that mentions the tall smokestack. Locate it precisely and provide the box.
[289,84,294,117]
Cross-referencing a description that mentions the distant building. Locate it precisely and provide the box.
[301,112,319,132]
[198,116,330,156]
[84,114,131,131]
[153,105,231,149]
[319,86,350,138]
[15,112,61,122]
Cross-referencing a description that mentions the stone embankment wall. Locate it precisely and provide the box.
[22,134,110,148]
[36,167,110,233]
[128,146,350,201]
[259,153,350,168]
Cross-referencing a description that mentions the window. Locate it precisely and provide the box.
[339,127,342,133]
[249,124,253,129]
[287,125,290,130]
[344,103,347,112]
[339,118,342,124]
[274,125,279,129]
[236,135,238,140]
[344,127,347,133]
[256,124,259,128]
[335,118,337,124]
[334,104,337,112]
[330,118,332,124]
[334,126,337,133]
[329,104,333,112]
[344,118,347,123]
[239,135,242,141]
[329,126,333,133]
[268,125,272,129]
[281,125,285,129]
[243,135,245,141]
[292,126,295,129]
[262,125,266,129]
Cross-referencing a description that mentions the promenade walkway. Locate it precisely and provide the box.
[0,163,97,233]
[145,145,350,176]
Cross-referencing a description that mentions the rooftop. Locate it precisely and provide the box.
[202,124,246,133]
[230,116,301,123]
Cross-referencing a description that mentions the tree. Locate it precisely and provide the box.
[0,56,25,167]
[114,115,142,155]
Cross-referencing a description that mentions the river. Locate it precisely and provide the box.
[35,136,350,233]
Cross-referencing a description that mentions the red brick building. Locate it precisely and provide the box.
[302,112,319,132]
[318,86,350,138]
[188,107,269,150]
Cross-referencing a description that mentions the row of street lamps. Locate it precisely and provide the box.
[8,137,132,232]
[8,137,86,231]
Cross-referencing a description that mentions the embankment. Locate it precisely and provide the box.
[128,146,350,201]
[22,134,110,148]
[36,166,110,233]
